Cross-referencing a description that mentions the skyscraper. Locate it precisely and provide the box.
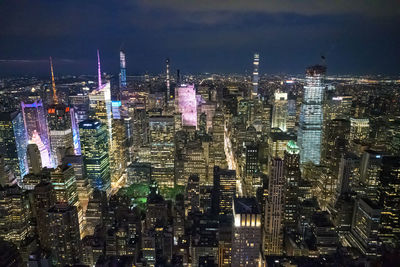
[271,92,288,132]
[89,50,112,145]
[21,100,53,168]
[251,53,259,99]
[47,204,82,266]
[149,116,175,188]
[166,58,171,103]
[79,119,111,194]
[0,111,28,180]
[48,105,74,165]
[264,157,285,255]
[213,166,236,216]
[175,84,197,127]
[232,197,262,266]
[119,49,127,89]
[298,65,326,165]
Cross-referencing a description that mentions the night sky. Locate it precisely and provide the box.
[0,0,399,76]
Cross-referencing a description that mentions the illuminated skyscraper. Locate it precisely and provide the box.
[47,204,82,266]
[21,100,53,168]
[175,84,197,127]
[89,50,112,145]
[350,118,369,142]
[212,108,226,168]
[119,49,127,89]
[283,141,301,230]
[298,65,326,165]
[0,111,28,180]
[251,53,259,99]
[213,166,236,216]
[264,157,284,255]
[166,58,171,103]
[232,197,262,266]
[271,92,288,132]
[48,105,75,165]
[149,116,175,188]
[0,185,32,248]
[51,164,84,237]
[79,119,111,194]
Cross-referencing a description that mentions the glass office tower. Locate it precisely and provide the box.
[298,65,326,165]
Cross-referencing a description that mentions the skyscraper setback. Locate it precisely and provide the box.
[298,65,326,165]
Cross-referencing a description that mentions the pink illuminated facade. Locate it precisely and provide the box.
[175,84,197,127]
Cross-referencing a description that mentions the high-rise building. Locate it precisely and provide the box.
[79,119,111,194]
[70,94,89,123]
[0,111,28,180]
[63,153,92,212]
[264,157,285,255]
[110,118,128,186]
[32,181,56,250]
[251,53,260,99]
[21,100,53,168]
[212,108,226,168]
[50,164,84,237]
[149,116,175,188]
[244,144,260,195]
[359,150,383,201]
[232,197,262,266]
[175,84,197,127]
[298,65,326,165]
[0,185,32,249]
[47,204,82,266]
[272,92,288,132]
[348,198,381,257]
[47,105,75,165]
[27,143,42,174]
[119,49,127,89]
[213,167,236,216]
[350,118,369,142]
[89,50,112,145]
[166,58,171,103]
[378,156,400,247]
[283,141,301,231]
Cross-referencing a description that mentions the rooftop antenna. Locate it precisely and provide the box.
[49,57,58,105]
[320,54,327,66]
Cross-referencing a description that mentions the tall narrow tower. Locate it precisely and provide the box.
[166,58,170,103]
[119,50,127,89]
[97,49,102,89]
[50,57,58,105]
[252,53,260,99]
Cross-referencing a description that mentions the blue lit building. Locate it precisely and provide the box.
[119,50,127,88]
[0,111,28,180]
[79,119,110,194]
[298,65,326,165]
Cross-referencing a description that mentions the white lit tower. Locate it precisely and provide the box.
[252,53,260,99]
[166,58,171,105]
[298,65,326,165]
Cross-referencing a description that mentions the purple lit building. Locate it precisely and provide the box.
[175,84,197,127]
[21,100,53,168]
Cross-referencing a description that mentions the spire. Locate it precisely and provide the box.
[97,49,102,89]
[49,57,58,105]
